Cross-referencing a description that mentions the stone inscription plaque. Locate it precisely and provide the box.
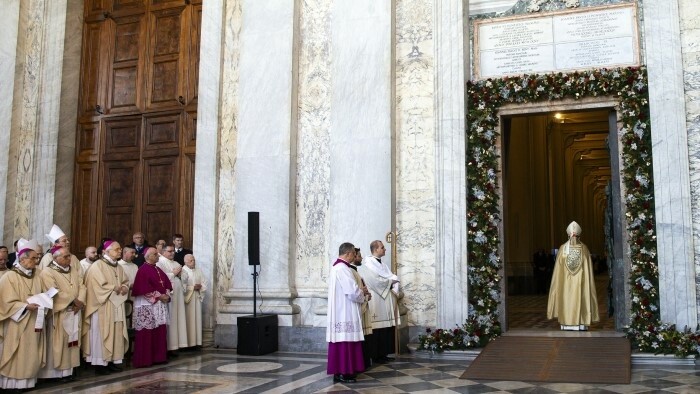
[474,4,639,79]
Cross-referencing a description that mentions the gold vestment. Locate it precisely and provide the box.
[546,242,600,326]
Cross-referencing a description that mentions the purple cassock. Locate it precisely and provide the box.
[131,263,173,368]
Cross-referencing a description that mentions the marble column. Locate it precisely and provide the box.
[294,0,332,328]
[0,0,20,244]
[642,0,698,328]
[679,0,700,322]
[328,0,393,273]
[395,0,437,328]
[7,0,78,245]
[193,0,226,344]
[434,0,470,328]
[219,0,300,326]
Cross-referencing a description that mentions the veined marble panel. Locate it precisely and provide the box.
[13,0,48,239]
[643,0,697,328]
[328,0,392,268]
[195,0,225,334]
[215,0,242,316]
[395,0,437,327]
[227,0,297,317]
[32,0,68,244]
[295,0,333,326]
[679,0,700,322]
[434,0,469,329]
[53,0,83,238]
[0,0,20,244]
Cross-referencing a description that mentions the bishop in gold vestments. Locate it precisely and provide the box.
[547,221,600,330]
[39,247,86,379]
[0,248,46,389]
[82,241,130,373]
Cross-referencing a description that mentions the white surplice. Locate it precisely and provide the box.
[326,260,365,343]
[156,256,188,350]
[182,266,206,347]
[357,256,400,329]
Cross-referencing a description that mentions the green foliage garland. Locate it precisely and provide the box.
[418,67,700,357]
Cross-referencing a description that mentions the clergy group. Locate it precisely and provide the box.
[0,225,207,391]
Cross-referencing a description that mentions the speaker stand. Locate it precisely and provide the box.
[252,265,259,317]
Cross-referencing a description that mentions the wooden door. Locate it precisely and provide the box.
[73,0,201,253]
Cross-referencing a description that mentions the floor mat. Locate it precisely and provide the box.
[460,336,631,384]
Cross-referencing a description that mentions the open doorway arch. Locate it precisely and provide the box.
[497,102,627,332]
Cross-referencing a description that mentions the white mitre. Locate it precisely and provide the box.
[46,224,66,243]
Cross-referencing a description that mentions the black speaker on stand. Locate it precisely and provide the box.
[238,211,278,355]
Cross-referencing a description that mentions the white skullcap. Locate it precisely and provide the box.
[566,221,582,237]
[46,224,66,243]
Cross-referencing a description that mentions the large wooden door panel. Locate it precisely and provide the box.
[112,0,146,15]
[72,163,99,253]
[106,14,146,114]
[188,3,202,106]
[143,112,181,156]
[78,121,101,161]
[102,161,141,244]
[79,21,106,119]
[143,156,179,241]
[146,6,187,111]
[103,116,142,160]
[75,0,199,251]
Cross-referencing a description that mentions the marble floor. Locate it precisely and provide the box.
[30,275,698,393]
[29,347,700,394]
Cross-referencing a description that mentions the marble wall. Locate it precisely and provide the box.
[193,0,227,338]
[395,0,437,327]
[679,0,700,322]
[328,0,393,272]
[295,0,333,327]
[0,0,20,244]
[642,0,698,329]
[3,0,79,248]
[220,0,300,326]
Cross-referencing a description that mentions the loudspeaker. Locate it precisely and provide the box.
[237,314,278,355]
[248,211,260,265]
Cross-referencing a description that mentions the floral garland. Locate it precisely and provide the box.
[419,67,700,357]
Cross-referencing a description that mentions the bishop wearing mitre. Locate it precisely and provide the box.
[38,246,85,380]
[547,221,600,330]
[39,224,80,272]
[0,239,46,390]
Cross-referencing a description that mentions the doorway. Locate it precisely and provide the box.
[501,109,616,331]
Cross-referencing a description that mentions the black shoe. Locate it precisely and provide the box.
[107,363,123,372]
[168,350,179,357]
[333,374,356,383]
[95,366,111,375]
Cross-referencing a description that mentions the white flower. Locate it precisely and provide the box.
[473,187,486,200]
[474,231,487,244]
[630,143,637,150]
